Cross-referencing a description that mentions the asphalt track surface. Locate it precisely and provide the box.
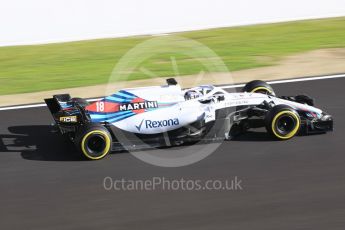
[1,77,345,230]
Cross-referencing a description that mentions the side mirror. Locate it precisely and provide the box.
[218,95,225,101]
[166,78,178,85]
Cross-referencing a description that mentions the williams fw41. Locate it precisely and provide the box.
[45,78,333,160]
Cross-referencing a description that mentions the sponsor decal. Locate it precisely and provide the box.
[119,101,158,111]
[225,100,249,107]
[135,119,145,131]
[136,118,180,131]
[59,116,77,123]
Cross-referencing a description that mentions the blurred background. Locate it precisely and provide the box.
[0,0,345,105]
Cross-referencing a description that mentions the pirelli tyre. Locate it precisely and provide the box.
[75,124,112,160]
[242,80,275,96]
[265,104,301,140]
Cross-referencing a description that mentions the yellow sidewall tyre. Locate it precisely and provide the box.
[266,105,301,140]
[75,125,112,160]
[242,80,275,96]
[251,86,274,95]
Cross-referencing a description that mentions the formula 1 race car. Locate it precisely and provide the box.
[45,78,333,160]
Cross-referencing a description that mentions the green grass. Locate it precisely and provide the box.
[1,17,345,95]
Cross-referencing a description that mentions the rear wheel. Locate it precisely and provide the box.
[242,80,275,96]
[75,124,112,160]
[265,105,301,140]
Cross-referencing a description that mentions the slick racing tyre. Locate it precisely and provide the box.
[75,124,112,160]
[265,105,301,140]
[242,80,275,96]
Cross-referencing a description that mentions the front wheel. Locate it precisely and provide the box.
[265,105,301,140]
[242,80,275,96]
[74,124,112,160]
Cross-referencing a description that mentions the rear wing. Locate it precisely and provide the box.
[44,94,71,115]
[44,94,91,126]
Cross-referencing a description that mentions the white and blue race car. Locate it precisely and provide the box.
[45,78,333,160]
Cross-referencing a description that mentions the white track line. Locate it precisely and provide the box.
[1,73,345,111]
[0,103,47,111]
[221,73,345,89]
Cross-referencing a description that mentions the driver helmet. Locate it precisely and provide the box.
[184,90,202,100]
